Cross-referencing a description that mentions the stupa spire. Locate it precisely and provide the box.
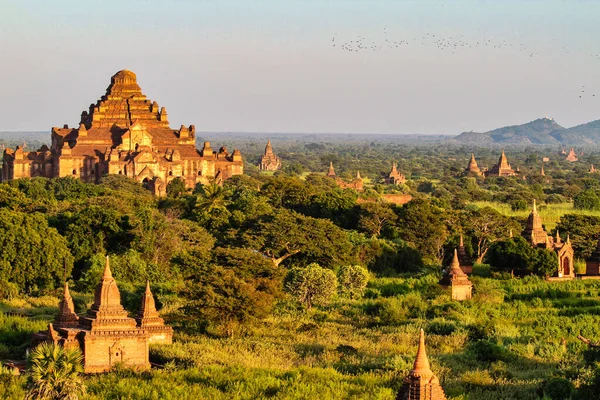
[327,162,336,177]
[411,329,432,376]
[459,234,464,247]
[103,255,113,279]
[54,281,79,329]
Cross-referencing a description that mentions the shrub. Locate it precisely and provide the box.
[338,265,370,299]
[284,263,338,309]
[544,377,574,400]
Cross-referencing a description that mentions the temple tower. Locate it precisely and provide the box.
[136,281,173,344]
[485,150,516,177]
[522,200,549,246]
[327,162,336,177]
[565,148,578,162]
[464,154,483,176]
[54,282,79,329]
[456,235,473,274]
[386,162,406,185]
[440,249,473,301]
[258,140,282,172]
[397,329,447,400]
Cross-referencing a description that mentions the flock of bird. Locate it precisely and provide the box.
[331,28,599,100]
[333,28,600,60]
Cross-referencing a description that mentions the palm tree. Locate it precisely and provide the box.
[194,183,230,214]
[26,342,86,400]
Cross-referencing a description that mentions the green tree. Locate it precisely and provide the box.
[181,247,282,337]
[0,210,73,293]
[574,189,600,211]
[357,201,398,236]
[284,263,338,309]
[555,214,600,259]
[26,342,85,400]
[338,265,370,299]
[166,177,186,198]
[237,209,356,268]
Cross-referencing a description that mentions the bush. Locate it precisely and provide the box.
[574,189,600,211]
[338,265,370,299]
[544,377,574,400]
[284,263,338,309]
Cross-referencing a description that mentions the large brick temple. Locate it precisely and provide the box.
[1,70,243,195]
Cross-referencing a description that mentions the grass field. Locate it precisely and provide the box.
[3,275,600,399]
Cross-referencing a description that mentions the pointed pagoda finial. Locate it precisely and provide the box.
[145,279,152,294]
[533,199,537,213]
[459,234,464,247]
[566,233,571,244]
[103,255,113,279]
[450,248,460,269]
[356,171,361,179]
[509,228,513,238]
[555,229,561,244]
[412,328,432,375]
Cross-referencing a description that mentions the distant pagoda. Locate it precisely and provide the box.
[258,140,282,172]
[464,153,483,177]
[456,235,473,274]
[521,200,574,278]
[590,164,597,174]
[327,162,336,177]
[385,162,406,185]
[565,148,578,162]
[440,249,473,301]
[485,150,516,177]
[397,329,447,400]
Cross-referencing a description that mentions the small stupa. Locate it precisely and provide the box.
[396,329,447,400]
[440,249,473,301]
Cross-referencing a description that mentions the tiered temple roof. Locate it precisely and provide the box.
[33,256,172,373]
[522,199,549,246]
[1,70,243,193]
[386,162,406,185]
[397,329,447,400]
[258,140,282,172]
[440,249,473,300]
[485,150,516,177]
[464,154,483,176]
[565,148,578,162]
[457,235,473,274]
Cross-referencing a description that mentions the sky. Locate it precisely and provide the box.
[0,0,599,134]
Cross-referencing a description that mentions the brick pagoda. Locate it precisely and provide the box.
[397,329,447,400]
[258,140,282,172]
[33,256,172,373]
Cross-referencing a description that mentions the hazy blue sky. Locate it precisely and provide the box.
[1,0,599,134]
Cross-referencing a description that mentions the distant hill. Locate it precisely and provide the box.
[453,118,565,145]
[549,120,600,145]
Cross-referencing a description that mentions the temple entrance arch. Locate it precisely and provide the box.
[563,257,571,277]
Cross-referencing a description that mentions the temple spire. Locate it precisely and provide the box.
[411,329,432,376]
[356,171,361,180]
[532,199,537,213]
[327,162,336,177]
[103,255,113,279]
[459,234,464,247]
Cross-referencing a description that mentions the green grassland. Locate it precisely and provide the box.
[3,274,600,399]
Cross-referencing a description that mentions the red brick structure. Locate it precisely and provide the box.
[440,249,473,301]
[522,200,575,278]
[1,70,243,195]
[258,140,282,172]
[33,257,172,373]
[397,329,447,400]
[585,239,600,276]
[464,153,484,177]
[385,162,406,185]
[565,148,578,162]
[326,163,364,191]
[485,150,516,177]
[456,235,473,274]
